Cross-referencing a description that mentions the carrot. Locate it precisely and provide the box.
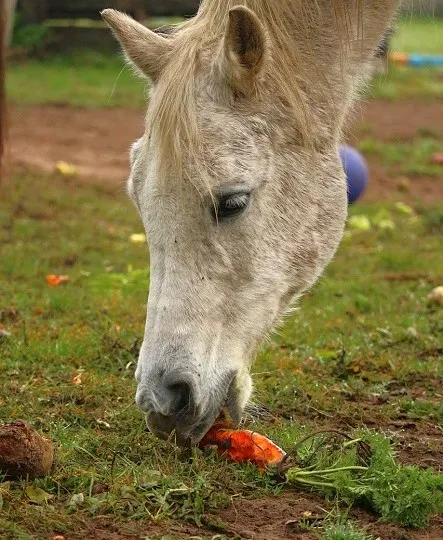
[200,425,286,470]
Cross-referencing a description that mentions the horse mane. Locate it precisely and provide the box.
[147,0,371,186]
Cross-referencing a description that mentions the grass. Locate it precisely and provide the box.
[1,12,443,540]
[358,136,443,176]
[6,17,443,107]
[321,521,374,540]
[6,50,147,109]
[371,65,443,101]
[284,430,443,528]
[371,16,443,101]
[0,170,442,538]
[392,16,443,54]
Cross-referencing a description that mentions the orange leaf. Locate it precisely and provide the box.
[72,373,83,385]
[46,274,69,286]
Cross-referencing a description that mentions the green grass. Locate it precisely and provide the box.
[371,66,443,101]
[371,17,443,101]
[321,521,373,540]
[358,136,443,176]
[0,171,442,538]
[284,431,443,528]
[7,50,147,108]
[6,17,443,107]
[392,17,443,54]
[1,12,443,540]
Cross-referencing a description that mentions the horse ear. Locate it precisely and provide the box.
[221,6,267,93]
[101,9,171,80]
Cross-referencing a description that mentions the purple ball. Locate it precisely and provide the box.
[339,145,369,204]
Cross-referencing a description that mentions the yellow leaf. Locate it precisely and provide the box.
[25,484,54,504]
[130,233,146,244]
[55,161,78,177]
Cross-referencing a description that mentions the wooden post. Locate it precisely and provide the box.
[0,2,5,179]
[4,0,17,46]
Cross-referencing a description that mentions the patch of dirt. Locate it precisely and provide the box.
[355,159,442,204]
[6,104,143,185]
[350,507,443,540]
[5,100,443,203]
[349,99,443,142]
[346,99,443,204]
[66,517,210,540]
[57,491,443,540]
[215,492,443,540]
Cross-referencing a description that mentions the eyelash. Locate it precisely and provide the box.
[213,192,250,220]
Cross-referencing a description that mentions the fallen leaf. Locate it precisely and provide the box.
[431,152,443,165]
[68,493,84,508]
[376,219,395,231]
[46,275,69,286]
[406,327,418,338]
[394,201,414,215]
[130,233,146,244]
[428,286,443,306]
[72,373,83,385]
[348,215,371,231]
[55,161,78,176]
[25,484,54,504]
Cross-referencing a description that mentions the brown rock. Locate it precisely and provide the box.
[0,420,54,478]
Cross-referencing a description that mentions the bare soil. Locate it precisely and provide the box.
[66,491,443,540]
[6,99,443,203]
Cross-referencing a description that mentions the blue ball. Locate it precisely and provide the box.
[339,145,369,204]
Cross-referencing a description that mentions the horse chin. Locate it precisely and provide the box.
[146,413,216,447]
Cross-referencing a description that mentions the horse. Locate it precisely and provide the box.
[102,0,399,445]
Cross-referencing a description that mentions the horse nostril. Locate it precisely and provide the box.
[136,371,199,418]
[167,381,193,415]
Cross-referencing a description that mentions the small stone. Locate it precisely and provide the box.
[91,483,109,495]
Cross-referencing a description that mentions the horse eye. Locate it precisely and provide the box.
[214,192,250,220]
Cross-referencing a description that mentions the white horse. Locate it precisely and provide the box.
[102,0,399,444]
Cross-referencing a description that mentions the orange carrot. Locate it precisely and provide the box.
[200,425,286,469]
